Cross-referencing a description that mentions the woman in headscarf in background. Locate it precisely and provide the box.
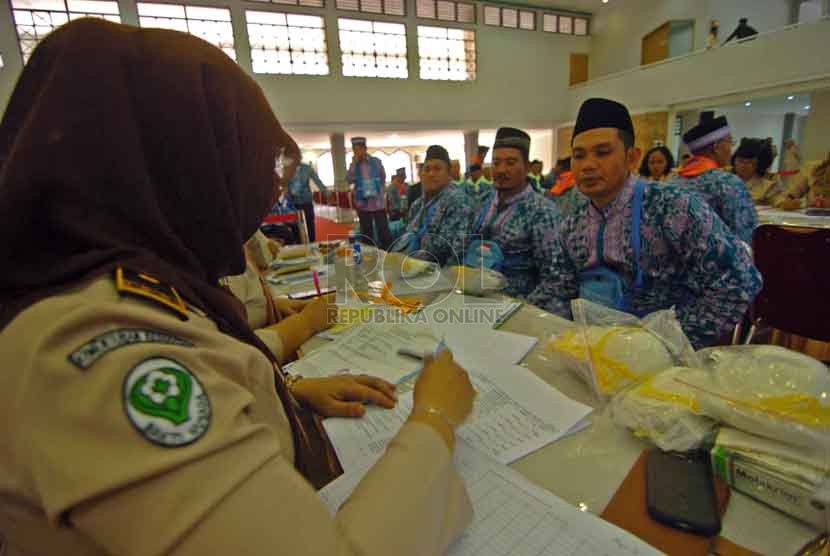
[0,19,473,556]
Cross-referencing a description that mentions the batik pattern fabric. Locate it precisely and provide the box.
[667,169,758,244]
[286,163,327,205]
[528,174,545,194]
[403,183,476,266]
[549,185,587,219]
[463,177,493,207]
[537,177,762,348]
[347,156,386,212]
[386,183,407,215]
[474,185,563,302]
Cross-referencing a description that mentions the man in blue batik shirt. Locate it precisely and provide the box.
[286,161,328,242]
[536,98,762,348]
[347,136,391,249]
[465,127,562,303]
[667,111,758,244]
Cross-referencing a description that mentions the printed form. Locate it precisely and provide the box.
[320,440,661,556]
[323,364,592,470]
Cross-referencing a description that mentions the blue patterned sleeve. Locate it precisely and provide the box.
[528,218,577,318]
[666,193,762,348]
[309,167,328,195]
[346,161,357,185]
[376,158,386,187]
[722,174,759,244]
[425,193,475,266]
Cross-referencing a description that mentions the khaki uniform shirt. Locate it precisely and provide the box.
[0,274,471,555]
[746,174,785,205]
[224,260,287,362]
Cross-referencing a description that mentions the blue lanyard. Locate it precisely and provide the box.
[410,196,441,249]
[631,180,645,289]
[594,179,645,289]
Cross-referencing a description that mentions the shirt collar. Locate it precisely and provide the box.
[588,174,636,219]
[498,184,533,209]
[423,182,452,207]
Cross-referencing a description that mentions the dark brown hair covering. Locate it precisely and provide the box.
[0,19,338,486]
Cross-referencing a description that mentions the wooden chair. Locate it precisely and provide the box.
[744,225,830,350]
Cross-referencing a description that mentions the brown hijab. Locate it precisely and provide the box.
[0,19,338,485]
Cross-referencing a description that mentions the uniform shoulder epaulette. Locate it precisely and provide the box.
[115,267,189,321]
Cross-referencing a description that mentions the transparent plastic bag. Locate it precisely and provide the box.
[608,366,716,451]
[686,345,830,450]
[546,299,699,403]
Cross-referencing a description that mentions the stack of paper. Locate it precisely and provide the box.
[285,323,440,384]
[320,440,660,556]
[322,361,592,470]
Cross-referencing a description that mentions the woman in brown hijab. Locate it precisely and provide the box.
[0,19,473,555]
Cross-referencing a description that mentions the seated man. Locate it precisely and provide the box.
[538,98,762,348]
[667,111,758,244]
[466,127,562,303]
[546,156,584,218]
[528,159,545,193]
[395,145,476,266]
[463,163,493,205]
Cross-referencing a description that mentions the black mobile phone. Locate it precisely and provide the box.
[287,287,335,300]
[645,449,721,537]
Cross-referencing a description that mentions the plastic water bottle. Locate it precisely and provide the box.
[350,243,368,295]
[352,242,363,266]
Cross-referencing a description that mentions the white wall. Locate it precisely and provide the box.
[589,0,792,79]
[568,18,830,118]
[0,0,590,129]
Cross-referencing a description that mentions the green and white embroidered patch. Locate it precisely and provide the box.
[123,358,211,447]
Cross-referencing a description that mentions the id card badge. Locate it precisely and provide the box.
[362,176,381,199]
[464,240,505,272]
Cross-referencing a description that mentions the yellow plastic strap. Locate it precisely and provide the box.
[550,326,640,394]
[754,394,830,427]
[591,327,641,393]
[634,376,700,412]
[681,381,830,428]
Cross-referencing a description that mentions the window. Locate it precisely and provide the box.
[11,0,121,63]
[138,3,236,60]
[248,0,324,7]
[335,0,404,16]
[542,13,557,33]
[500,8,516,28]
[483,5,499,26]
[416,0,474,23]
[542,13,589,35]
[456,3,474,23]
[338,18,407,78]
[417,25,475,81]
[484,5,535,30]
[247,11,328,75]
[518,10,534,30]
